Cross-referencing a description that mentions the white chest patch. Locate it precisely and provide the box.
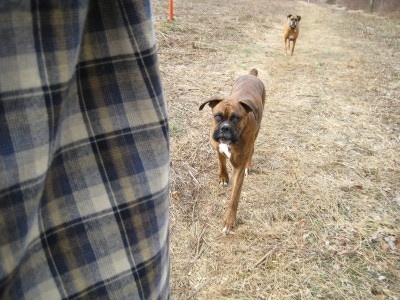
[219,143,231,159]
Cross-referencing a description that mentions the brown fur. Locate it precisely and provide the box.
[284,14,301,56]
[199,69,265,232]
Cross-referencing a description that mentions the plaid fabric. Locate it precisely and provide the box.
[0,1,170,299]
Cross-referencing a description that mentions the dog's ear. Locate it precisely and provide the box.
[199,97,224,111]
[287,14,292,19]
[240,100,262,122]
[239,100,256,115]
[298,16,301,22]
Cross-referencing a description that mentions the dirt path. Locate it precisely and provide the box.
[154,0,400,298]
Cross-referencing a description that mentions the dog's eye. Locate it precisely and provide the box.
[214,114,222,122]
[231,116,241,123]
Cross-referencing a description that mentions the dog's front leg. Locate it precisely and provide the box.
[284,37,288,55]
[223,167,245,233]
[217,152,229,186]
[291,39,296,56]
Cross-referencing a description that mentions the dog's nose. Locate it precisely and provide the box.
[221,124,230,132]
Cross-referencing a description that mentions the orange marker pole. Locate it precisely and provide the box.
[168,0,174,20]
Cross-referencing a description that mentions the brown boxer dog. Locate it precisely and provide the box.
[199,68,265,233]
[284,14,301,56]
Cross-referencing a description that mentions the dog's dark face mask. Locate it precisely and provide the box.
[212,115,240,144]
[288,15,301,29]
[199,98,254,145]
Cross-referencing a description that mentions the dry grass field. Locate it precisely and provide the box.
[152,0,400,298]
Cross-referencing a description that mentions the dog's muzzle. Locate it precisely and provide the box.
[213,122,239,144]
[289,20,298,29]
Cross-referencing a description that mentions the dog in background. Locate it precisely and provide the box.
[284,14,301,56]
[199,68,265,234]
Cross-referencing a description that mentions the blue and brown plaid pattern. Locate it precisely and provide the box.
[0,1,170,299]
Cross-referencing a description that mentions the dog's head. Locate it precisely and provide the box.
[199,97,256,144]
[287,14,301,29]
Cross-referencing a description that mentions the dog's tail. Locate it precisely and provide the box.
[249,68,258,77]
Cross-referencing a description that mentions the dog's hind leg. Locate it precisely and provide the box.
[245,146,254,176]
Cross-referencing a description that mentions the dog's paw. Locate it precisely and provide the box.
[222,226,234,235]
[222,225,235,235]
[223,213,236,234]
[219,180,228,187]
[245,168,249,177]
[219,174,229,186]
[218,168,229,186]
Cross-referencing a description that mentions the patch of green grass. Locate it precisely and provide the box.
[158,21,195,34]
[169,122,183,137]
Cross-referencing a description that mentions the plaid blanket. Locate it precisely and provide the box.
[0,1,170,299]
